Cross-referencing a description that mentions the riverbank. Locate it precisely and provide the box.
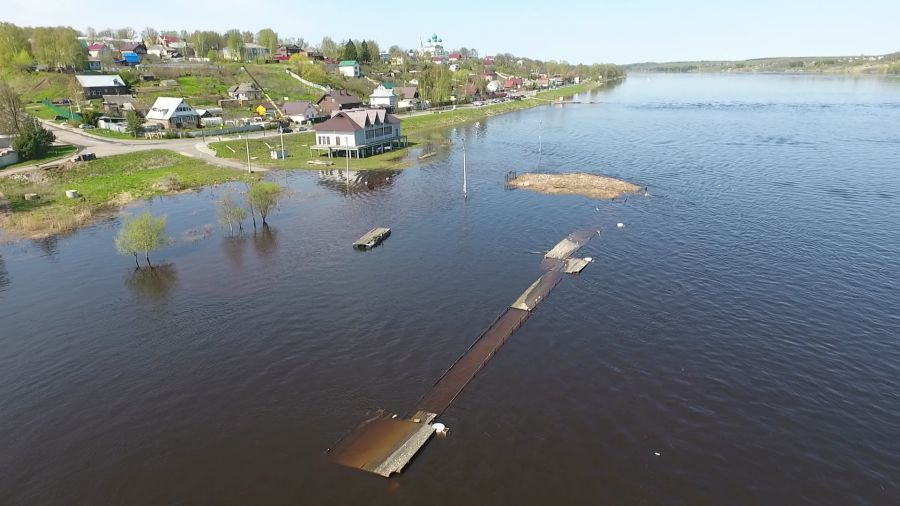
[0,150,253,238]
[402,80,606,136]
[207,80,608,171]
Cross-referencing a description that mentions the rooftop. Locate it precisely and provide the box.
[76,74,126,88]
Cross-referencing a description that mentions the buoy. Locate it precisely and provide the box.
[617,223,625,228]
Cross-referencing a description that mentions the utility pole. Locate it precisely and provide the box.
[245,137,252,173]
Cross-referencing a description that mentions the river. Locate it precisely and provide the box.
[1,73,899,505]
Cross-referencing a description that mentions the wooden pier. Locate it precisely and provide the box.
[353,227,391,250]
[329,228,601,477]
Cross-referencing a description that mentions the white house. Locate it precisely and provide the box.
[145,97,200,129]
[369,85,397,110]
[486,80,503,93]
[339,60,360,77]
[397,86,420,110]
[282,101,318,123]
[227,83,263,102]
[312,108,407,158]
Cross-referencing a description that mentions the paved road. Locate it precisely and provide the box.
[0,122,295,177]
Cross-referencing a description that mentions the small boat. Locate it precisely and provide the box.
[418,152,437,160]
[306,160,334,166]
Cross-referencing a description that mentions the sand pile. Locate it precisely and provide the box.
[507,172,640,200]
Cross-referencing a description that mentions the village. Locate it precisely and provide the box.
[0,27,620,169]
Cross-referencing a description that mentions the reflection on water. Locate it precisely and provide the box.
[252,224,278,256]
[221,235,248,268]
[32,235,59,257]
[317,169,400,194]
[0,255,8,291]
[123,263,178,302]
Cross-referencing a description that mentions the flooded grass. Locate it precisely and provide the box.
[0,150,253,238]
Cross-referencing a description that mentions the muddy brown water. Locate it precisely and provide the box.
[2,74,900,505]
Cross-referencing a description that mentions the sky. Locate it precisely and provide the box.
[3,0,899,64]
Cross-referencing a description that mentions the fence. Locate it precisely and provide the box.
[41,100,82,122]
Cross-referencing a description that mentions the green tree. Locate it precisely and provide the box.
[0,81,27,135]
[0,22,30,70]
[359,41,371,63]
[115,212,170,268]
[257,28,279,54]
[247,181,282,226]
[342,39,358,61]
[320,36,339,59]
[30,27,85,70]
[80,109,100,126]
[11,49,33,72]
[12,118,55,160]
[367,40,380,62]
[125,110,143,137]
[225,29,244,61]
[217,193,247,235]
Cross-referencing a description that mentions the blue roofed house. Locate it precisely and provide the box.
[121,52,142,65]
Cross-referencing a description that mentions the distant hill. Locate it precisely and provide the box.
[625,53,900,75]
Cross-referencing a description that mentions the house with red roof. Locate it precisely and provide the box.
[87,43,108,58]
[448,52,461,62]
[312,108,407,158]
[157,34,179,47]
[504,78,523,90]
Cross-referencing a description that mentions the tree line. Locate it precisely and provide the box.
[0,23,84,71]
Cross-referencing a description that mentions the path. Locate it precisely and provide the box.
[0,121,289,177]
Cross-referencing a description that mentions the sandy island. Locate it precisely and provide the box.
[507,172,641,200]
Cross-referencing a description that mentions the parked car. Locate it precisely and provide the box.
[277,127,292,134]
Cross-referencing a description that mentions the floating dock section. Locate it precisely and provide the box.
[353,227,391,250]
[329,229,599,477]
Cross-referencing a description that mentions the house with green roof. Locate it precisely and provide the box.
[339,60,360,78]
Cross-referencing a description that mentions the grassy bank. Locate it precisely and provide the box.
[401,81,603,139]
[0,150,252,237]
[208,80,604,171]
[1,145,77,169]
[208,131,413,171]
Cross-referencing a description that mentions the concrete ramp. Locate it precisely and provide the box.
[328,229,598,478]
[330,410,436,477]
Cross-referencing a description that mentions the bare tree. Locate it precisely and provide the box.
[0,82,26,135]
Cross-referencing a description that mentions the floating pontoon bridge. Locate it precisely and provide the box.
[328,229,598,477]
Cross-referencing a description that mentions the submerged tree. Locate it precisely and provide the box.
[217,193,247,235]
[247,181,282,226]
[115,212,170,268]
